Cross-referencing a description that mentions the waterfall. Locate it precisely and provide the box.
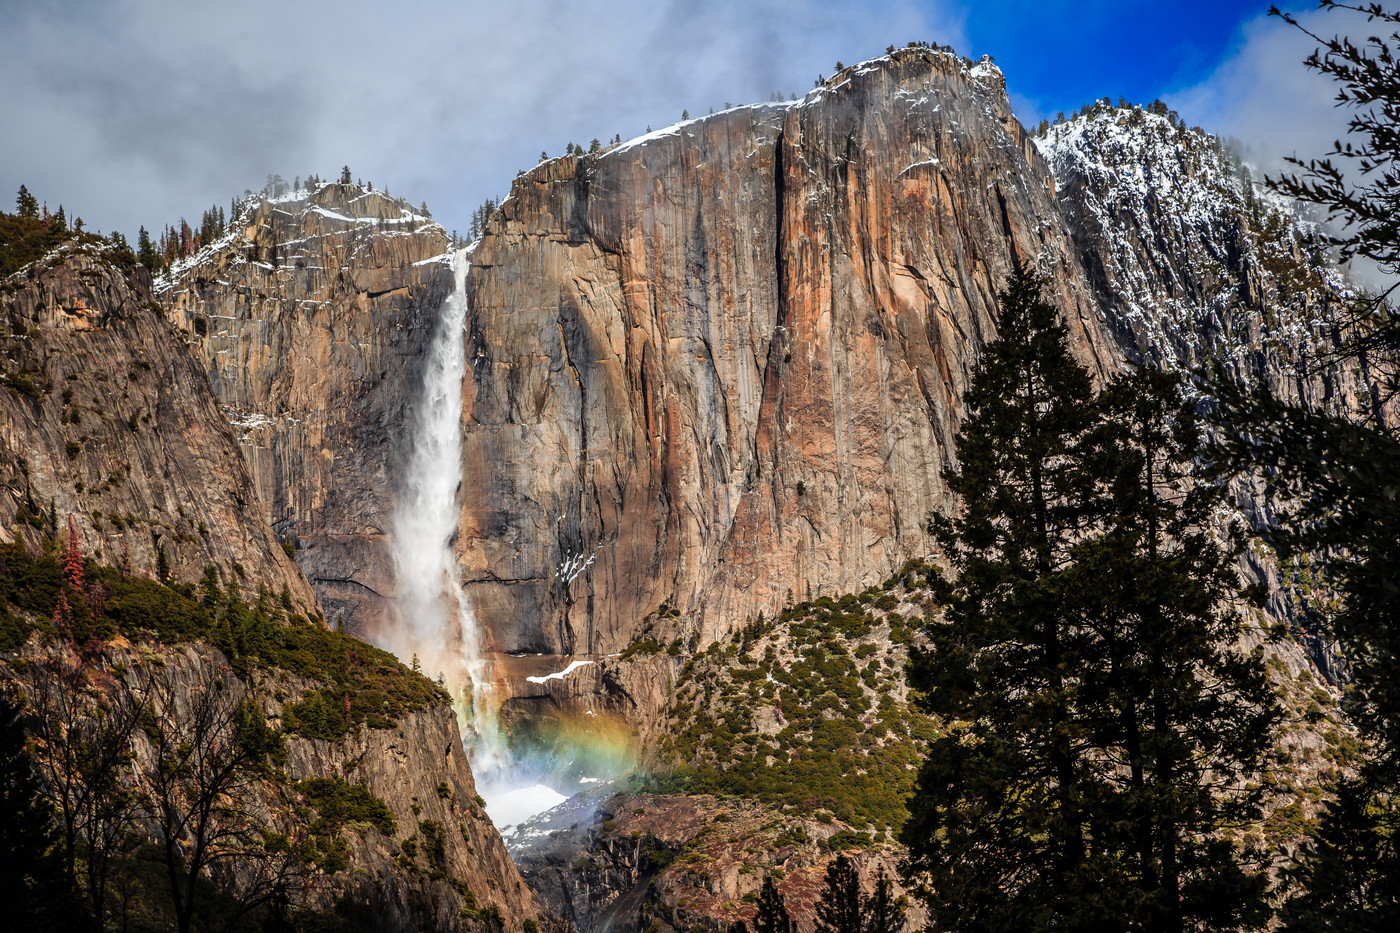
[387,248,503,775]
[385,247,628,838]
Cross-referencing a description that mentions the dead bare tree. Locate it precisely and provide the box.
[24,653,145,932]
[136,660,313,933]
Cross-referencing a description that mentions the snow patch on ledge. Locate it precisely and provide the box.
[525,660,594,684]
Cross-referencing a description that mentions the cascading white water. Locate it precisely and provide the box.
[387,248,503,775]
[385,247,629,838]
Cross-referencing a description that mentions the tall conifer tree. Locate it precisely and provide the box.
[136,226,157,269]
[1085,370,1278,931]
[15,185,39,219]
[0,688,73,930]
[905,270,1279,932]
[902,265,1108,931]
[864,872,905,933]
[754,877,794,933]
[815,854,863,933]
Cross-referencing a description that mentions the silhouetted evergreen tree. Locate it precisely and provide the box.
[902,265,1107,932]
[906,269,1278,932]
[815,854,862,933]
[1086,369,1279,931]
[864,872,905,933]
[754,876,794,933]
[0,688,74,931]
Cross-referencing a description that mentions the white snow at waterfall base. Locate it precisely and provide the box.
[484,784,568,834]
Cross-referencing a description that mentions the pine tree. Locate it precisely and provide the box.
[1084,369,1278,931]
[754,877,794,933]
[156,544,170,583]
[902,265,1107,932]
[136,226,157,268]
[62,516,83,591]
[15,185,38,219]
[52,591,70,638]
[906,269,1280,930]
[339,165,352,185]
[864,872,905,933]
[0,688,74,929]
[815,854,862,933]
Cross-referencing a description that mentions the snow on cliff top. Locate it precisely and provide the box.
[155,183,441,290]
[600,47,1001,160]
[1035,104,1309,239]
[1038,107,1242,227]
[1034,103,1340,371]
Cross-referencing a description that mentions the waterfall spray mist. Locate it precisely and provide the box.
[387,249,503,776]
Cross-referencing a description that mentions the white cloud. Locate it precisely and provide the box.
[0,0,963,238]
[1167,6,1355,174]
[1168,5,1396,291]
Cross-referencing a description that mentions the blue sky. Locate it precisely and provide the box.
[960,0,1287,124]
[0,1,1344,239]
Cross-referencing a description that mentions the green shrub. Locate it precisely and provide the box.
[0,541,446,740]
[297,777,396,836]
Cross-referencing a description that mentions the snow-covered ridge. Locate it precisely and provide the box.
[1035,104,1340,372]
[154,182,443,292]
[1036,105,1282,232]
[544,45,1000,166]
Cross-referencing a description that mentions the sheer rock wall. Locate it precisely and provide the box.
[158,185,454,631]
[0,245,313,604]
[461,50,1121,665]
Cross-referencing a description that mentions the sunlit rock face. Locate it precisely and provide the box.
[460,49,1122,672]
[156,50,1368,774]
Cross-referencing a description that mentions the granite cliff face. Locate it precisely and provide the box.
[0,242,312,602]
[158,185,454,631]
[462,49,1121,671]
[278,672,541,928]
